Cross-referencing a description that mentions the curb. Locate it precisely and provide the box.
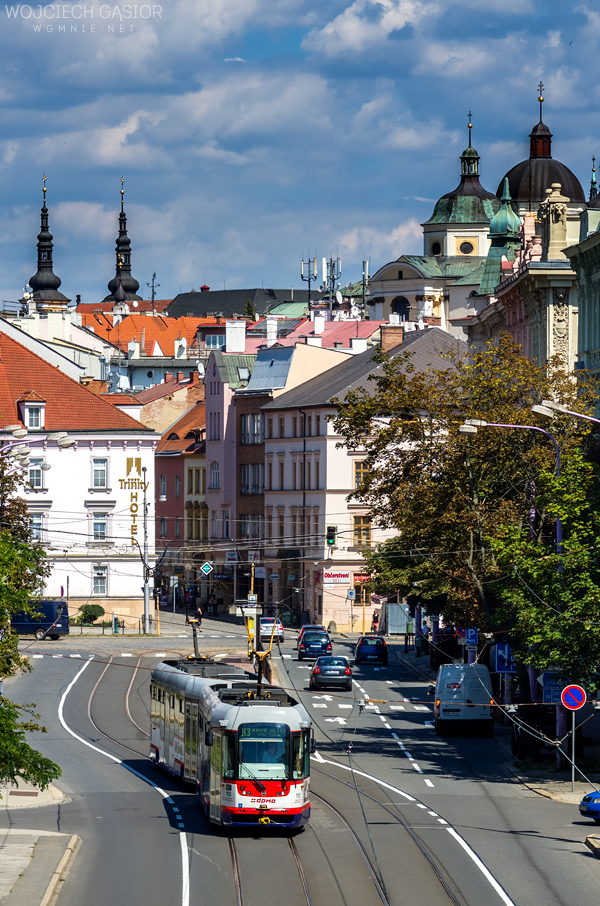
[39,834,80,906]
[586,836,600,858]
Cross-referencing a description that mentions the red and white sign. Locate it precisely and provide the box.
[561,684,586,710]
[353,574,370,583]
[248,551,260,563]
[225,551,238,563]
[323,569,351,584]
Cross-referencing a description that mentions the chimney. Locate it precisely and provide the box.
[141,327,146,355]
[266,317,278,347]
[306,336,322,347]
[128,339,140,359]
[226,319,246,353]
[333,340,343,348]
[177,371,185,383]
[380,323,405,352]
[201,285,210,292]
[389,312,400,325]
[350,337,368,354]
[314,315,325,335]
[165,372,174,382]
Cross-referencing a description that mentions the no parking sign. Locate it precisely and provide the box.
[561,684,586,710]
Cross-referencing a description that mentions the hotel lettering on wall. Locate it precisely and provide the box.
[119,458,148,545]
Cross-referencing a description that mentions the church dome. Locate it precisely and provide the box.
[497,111,584,205]
[423,141,500,226]
[489,179,521,236]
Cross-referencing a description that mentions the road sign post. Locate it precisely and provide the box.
[561,684,586,792]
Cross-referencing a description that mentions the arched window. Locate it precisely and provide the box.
[391,297,410,320]
[210,461,220,489]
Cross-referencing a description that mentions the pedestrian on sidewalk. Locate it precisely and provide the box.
[371,610,379,633]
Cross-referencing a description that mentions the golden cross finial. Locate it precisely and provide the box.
[42,174,46,200]
[120,176,124,210]
[593,155,596,172]
[538,81,544,120]
[467,110,472,146]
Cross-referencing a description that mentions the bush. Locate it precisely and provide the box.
[77,603,105,625]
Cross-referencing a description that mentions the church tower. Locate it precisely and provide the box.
[103,178,142,304]
[25,176,70,313]
[422,114,500,258]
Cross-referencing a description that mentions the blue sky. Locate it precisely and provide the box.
[0,0,597,303]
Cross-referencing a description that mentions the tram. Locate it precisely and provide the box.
[150,657,312,828]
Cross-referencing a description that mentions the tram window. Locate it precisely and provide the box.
[238,723,290,781]
[179,700,184,713]
[292,731,311,779]
[222,733,235,780]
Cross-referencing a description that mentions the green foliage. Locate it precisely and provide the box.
[0,697,61,790]
[243,299,257,320]
[332,334,600,682]
[75,603,105,625]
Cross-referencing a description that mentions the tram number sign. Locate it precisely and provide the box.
[561,684,586,711]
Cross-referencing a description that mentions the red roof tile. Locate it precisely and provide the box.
[156,401,205,453]
[0,333,152,433]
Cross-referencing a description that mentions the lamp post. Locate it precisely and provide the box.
[459,419,562,550]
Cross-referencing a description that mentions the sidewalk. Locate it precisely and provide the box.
[0,782,79,905]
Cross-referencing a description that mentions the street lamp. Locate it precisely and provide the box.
[532,400,600,428]
[459,418,562,550]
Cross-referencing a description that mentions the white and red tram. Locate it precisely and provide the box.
[150,657,312,828]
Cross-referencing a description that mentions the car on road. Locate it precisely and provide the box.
[579,792,600,823]
[354,635,388,665]
[309,656,352,691]
[298,631,332,660]
[296,624,327,649]
[11,601,70,641]
[259,616,284,642]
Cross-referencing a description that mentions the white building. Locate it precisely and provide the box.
[0,332,158,626]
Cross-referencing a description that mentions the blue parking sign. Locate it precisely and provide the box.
[466,628,478,646]
[496,642,516,674]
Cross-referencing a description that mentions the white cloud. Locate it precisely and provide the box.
[338,219,422,258]
[303,0,437,56]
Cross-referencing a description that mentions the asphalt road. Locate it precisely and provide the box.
[1,628,598,906]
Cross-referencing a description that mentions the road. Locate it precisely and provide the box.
[0,625,598,906]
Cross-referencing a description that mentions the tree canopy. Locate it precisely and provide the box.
[332,334,600,685]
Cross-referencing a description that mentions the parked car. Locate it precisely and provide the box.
[296,624,326,649]
[259,617,284,642]
[11,601,69,641]
[298,632,332,660]
[579,792,600,823]
[309,656,352,691]
[354,635,388,665]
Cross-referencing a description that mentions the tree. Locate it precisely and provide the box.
[332,335,600,680]
[0,457,60,794]
[243,299,257,320]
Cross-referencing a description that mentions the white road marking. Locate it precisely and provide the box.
[386,680,394,685]
[313,704,328,708]
[428,811,438,817]
[383,722,391,729]
[414,705,429,711]
[155,653,167,657]
[446,828,516,906]
[325,717,347,725]
[339,705,353,709]
[378,715,387,721]
[366,704,378,709]
[178,634,188,638]
[425,722,434,728]
[70,654,81,658]
[416,803,427,809]
[313,695,333,701]
[412,763,423,773]
[391,732,399,739]
[390,705,405,710]
[312,749,325,763]
[282,655,292,659]
[32,655,43,659]
[424,779,434,787]
[438,818,448,824]
[58,657,190,906]
[122,653,133,657]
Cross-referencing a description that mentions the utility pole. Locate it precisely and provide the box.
[361,259,370,320]
[322,257,341,315]
[300,256,317,307]
[146,272,160,316]
[142,466,150,633]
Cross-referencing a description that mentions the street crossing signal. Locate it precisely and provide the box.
[326,526,337,547]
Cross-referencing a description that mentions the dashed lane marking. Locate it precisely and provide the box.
[414,705,430,712]
[390,705,405,710]
[412,763,424,774]
[32,655,43,659]
[424,779,434,787]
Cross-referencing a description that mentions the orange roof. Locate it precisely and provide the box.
[0,333,152,433]
[81,313,223,354]
[156,401,205,453]
[77,300,172,314]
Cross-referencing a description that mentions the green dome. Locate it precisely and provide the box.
[461,146,479,159]
[489,178,521,236]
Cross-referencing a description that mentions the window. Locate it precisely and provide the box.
[315,414,321,436]
[306,461,311,490]
[292,461,296,490]
[267,512,273,540]
[306,415,311,437]
[205,335,225,349]
[267,461,272,490]
[160,475,167,499]
[93,459,107,489]
[93,513,107,541]
[355,461,368,489]
[195,469,201,494]
[160,517,167,538]
[29,512,42,542]
[202,468,206,494]
[267,417,273,439]
[175,475,181,498]
[188,469,193,494]
[279,461,284,490]
[210,462,220,489]
[315,460,320,490]
[222,511,229,538]
[212,510,218,538]
[241,464,250,494]
[241,415,250,444]
[251,464,262,494]
[353,515,372,546]
[291,512,297,541]
[175,517,181,538]
[188,514,194,539]
[241,515,249,539]
[292,416,297,437]
[313,513,319,544]
[431,241,442,256]
[252,414,262,443]
[279,513,285,541]
[27,406,41,429]
[93,566,107,595]
[194,511,200,540]
[29,459,43,489]
[279,417,285,438]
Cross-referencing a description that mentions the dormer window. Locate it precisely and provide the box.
[20,402,45,430]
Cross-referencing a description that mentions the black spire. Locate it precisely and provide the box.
[29,175,66,297]
[105,177,141,302]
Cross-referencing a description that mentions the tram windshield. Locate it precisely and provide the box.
[236,723,311,782]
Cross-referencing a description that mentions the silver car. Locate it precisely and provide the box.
[260,616,284,642]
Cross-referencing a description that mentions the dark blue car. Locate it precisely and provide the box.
[579,791,600,823]
[298,632,332,661]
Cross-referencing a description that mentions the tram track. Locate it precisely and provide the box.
[228,836,315,906]
[87,655,152,759]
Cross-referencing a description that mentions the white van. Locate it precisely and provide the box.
[434,663,494,736]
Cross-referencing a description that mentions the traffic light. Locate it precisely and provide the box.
[326,526,337,547]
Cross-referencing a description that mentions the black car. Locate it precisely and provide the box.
[354,635,388,665]
[298,632,332,660]
[309,656,352,691]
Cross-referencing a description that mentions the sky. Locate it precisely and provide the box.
[0,0,597,303]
